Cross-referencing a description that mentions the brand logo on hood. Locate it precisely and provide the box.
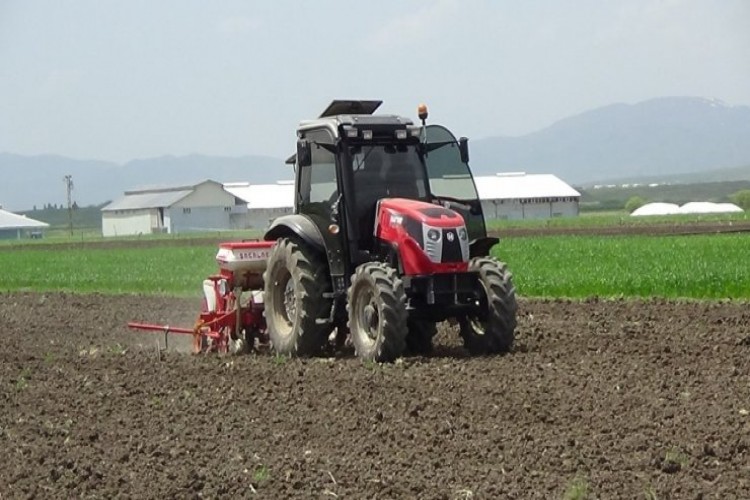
[446,232,455,242]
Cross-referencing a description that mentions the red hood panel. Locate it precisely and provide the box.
[378,198,464,228]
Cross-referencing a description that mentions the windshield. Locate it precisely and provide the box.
[351,144,429,201]
[423,124,487,240]
[424,125,480,202]
[348,144,429,250]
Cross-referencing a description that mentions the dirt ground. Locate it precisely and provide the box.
[2,292,750,499]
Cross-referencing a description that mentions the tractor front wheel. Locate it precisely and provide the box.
[347,262,407,363]
[264,238,332,357]
[459,257,517,355]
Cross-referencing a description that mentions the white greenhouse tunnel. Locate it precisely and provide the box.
[631,202,744,216]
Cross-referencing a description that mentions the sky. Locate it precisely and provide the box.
[0,0,748,163]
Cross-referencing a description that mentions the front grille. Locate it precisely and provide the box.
[420,223,469,263]
[441,228,463,262]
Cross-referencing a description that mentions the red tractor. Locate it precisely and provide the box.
[262,100,517,362]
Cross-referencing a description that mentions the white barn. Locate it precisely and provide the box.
[474,173,581,220]
[0,207,49,239]
[224,181,295,231]
[101,180,241,237]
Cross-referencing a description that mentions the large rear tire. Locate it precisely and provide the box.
[263,238,332,356]
[347,262,407,363]
[459,257,517,355]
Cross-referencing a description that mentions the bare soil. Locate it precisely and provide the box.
[2,292,750,499]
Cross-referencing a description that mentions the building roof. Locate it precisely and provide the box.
[473,173,581,200]
[224,181,294,209]
[102,190,192,211]
[102,179,224,212]
[123,179,220,195]
[0,208,50,230]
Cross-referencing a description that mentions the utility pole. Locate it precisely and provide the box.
[63,174,74,236]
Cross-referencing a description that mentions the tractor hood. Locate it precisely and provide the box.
[375,198,470,275]
[377,198,465,228]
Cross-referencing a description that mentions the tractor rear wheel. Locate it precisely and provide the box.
[406,318,437,355]
[347,262,407,362]
[459,257,517,355]
[264,238,332,357]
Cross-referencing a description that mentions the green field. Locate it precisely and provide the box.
[494,233,749,299]
[486,210,749,230]
[1,232,747,300]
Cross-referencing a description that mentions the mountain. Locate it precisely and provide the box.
[3,96,750,211]
[0,153,289,211]
[470,97,750,184]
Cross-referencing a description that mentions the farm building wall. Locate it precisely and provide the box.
[0,228,22,240]
[165,206,233,233]
[166,184,236,233]
[172,182,235,209]
[481,198,579,220]
[102,209,154,237]
[233,207,294,231]
[222,181,295,231]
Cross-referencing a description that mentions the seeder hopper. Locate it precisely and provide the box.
[128,241,274,354]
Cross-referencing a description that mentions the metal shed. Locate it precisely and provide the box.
[0,207,50,239]
[473,173,581,220]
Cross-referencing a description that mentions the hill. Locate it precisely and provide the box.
[470,97,750,184]
[0,153,289,211]
[578,180,750,212]
[3,96,750,211]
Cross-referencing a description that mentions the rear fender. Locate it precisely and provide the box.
[264,214,347,286]
[264,214,325,252]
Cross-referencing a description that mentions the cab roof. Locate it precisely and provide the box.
[319,100,382,117]
[298,99,413,136]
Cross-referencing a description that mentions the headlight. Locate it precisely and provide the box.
[388,211,404,227]
[458,227,468,240]
[427,228,441,242]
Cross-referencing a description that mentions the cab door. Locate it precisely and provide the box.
[423,124,488,242]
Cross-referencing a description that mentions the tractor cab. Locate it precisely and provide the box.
[272,100,493,275]
[264,100,516,362]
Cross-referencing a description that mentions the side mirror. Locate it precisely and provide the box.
[459,137,470,164]
[297,140,312,167]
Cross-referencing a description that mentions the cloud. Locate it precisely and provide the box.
[365,0,460,50]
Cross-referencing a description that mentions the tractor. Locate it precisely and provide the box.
[262,100,517,362]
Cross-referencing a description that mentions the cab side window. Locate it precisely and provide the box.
[298,130,337,218]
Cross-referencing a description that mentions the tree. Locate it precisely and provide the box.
[730,190,750,211]
[625,196,647,213]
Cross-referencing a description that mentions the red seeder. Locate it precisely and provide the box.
[127,241,275,354]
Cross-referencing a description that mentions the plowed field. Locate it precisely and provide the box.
[2,292,750,499]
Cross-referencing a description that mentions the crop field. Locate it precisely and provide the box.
[2,226,749,498]
[2,232,748,299]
